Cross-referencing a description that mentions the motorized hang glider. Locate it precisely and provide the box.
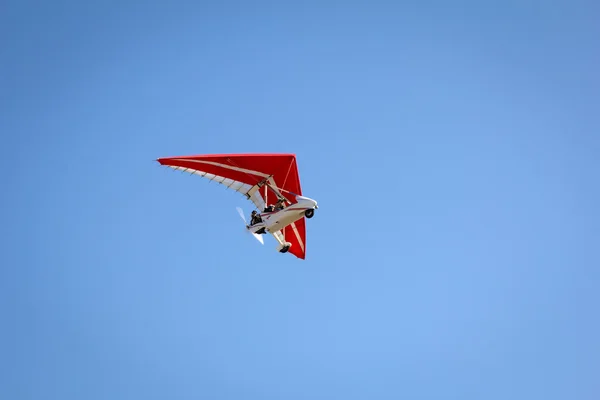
[156,153,318,259]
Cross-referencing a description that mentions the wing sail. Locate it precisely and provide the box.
[161,162,267,210]
[157,153,302,211]
[284,219,306,259]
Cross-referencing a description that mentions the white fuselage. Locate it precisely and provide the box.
[249,195,318,235]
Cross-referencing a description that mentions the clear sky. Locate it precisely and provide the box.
[2,1,599,399]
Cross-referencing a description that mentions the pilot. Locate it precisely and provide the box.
[250,210,262,225]
[274,199,286,211]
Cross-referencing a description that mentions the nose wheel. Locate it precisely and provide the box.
[305,209,315,218]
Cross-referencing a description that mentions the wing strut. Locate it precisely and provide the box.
[266,182,298,197]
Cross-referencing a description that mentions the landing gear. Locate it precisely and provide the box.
[305,209,315,218]
[277,240,292,253]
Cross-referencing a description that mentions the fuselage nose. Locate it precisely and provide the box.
[296,195,318,208]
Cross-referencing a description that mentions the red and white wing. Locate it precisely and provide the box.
[271,218,306,260]
[285,218,306,260]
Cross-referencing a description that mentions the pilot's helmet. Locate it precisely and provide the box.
[251,210,257,215]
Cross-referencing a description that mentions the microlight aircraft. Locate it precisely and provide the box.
[156,153,318,259]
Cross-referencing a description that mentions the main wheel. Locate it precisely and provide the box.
[279,245,290,253]
[305,209,315,219]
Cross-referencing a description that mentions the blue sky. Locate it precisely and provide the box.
[2,1,599,399]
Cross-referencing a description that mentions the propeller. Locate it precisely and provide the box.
[236,207,264,245]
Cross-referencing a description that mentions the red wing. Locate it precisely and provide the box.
[283,218,306,260]
[157,153,302,208]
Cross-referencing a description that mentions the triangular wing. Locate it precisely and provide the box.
[270,219,305,260]
[156,153,302,212]
[285,219,306,260]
